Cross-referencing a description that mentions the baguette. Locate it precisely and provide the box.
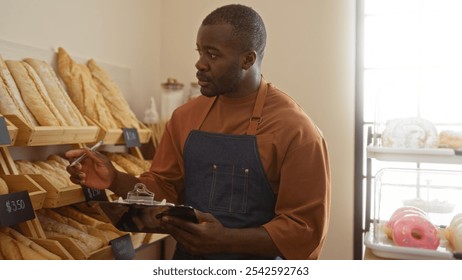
[4,227,61,260]
[0,232,22,260]
[121,152,151,170]
[105,152,145,176]
[24,58,88,126]
[44,230,93,255]
[87,59,140,129]
[47,154,70,167]
[5,60,65,126]
[38,213,104,252]
[57,47,118,130]
[55,206,105,227]
[0,55,38,126]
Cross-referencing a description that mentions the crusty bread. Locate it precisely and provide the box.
[15,160,68,189]
[439,130,462,149]
[5,60,66,126]
[121,152,151,170]
[0,176,8,195]
[104,152,145,176]
[57,47,118,130]
[0,232,22,260]
[0,55,38,126]
[87,59,140,129]
[4,227,61,260]
[24,58,88,126]
[38,213,104,253]
[47,154,70,166]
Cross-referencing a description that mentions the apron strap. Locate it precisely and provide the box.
[196,96,217,130]
[246,78,268,135]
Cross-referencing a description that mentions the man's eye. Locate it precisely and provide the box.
[209,53,217,59]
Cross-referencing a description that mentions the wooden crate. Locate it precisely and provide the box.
[0,174,47,210]
[5,114,99,146]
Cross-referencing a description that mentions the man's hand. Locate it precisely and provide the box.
[160,209,230,256]
[159,209,281,258]
[65,149,117,189]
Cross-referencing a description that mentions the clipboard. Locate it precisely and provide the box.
[92,183,198,233]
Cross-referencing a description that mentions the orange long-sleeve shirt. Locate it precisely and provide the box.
[139,81,331,259]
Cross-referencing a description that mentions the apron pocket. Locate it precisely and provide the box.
[208,163,249,214]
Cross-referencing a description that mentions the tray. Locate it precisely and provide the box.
[364,230,457,260]
[366,146,462,164]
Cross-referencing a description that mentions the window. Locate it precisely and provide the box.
[355,0,462,259]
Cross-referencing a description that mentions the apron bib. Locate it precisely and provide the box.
[177,80,275,260]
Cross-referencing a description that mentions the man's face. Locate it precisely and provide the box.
[195,23,245,97]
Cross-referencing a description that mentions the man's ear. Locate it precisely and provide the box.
[241,51,257,70]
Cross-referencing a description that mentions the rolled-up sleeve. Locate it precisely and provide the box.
[263,136,331,259]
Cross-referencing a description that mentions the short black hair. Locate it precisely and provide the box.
[202,4,266,60]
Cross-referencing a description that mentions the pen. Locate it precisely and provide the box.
[69,140,104,167]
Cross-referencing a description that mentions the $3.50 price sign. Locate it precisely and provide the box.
[5,199,26,213]
[0,190,35,227]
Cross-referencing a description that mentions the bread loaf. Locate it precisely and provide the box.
[87,59,140,129]
[38,213,104,253]
[47,154,70,167]
[5,60,66,126]
[0,55,38,126]
[15,160,68,189]
[57,47,118,130]
[55,206,104,227]
[121,152,151,170]
[4,227,61,260]
[0,232,22,260]
[24,58,88,126]
[105,152,145,176]
[439,130,462,149]
[0,176,8,195]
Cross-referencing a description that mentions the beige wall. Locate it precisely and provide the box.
[0,0,356,259]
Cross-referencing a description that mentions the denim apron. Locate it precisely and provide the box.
[174,80,276,260]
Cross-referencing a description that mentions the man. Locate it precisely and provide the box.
[66,4,331,260]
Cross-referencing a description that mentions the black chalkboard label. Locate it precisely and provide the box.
[81,186,108,201]
[110,234,135,260]
[122,128,141,147]
[0,117,11,146]
[0,191,35,227]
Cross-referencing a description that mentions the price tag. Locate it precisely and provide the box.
[81,186,108,201]
[0,116,11,146]
[109,234,135,260]
[0,191,35,227]
[122,128,141,147]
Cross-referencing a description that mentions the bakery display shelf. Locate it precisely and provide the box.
[30,237,75,260]
[5,117,18,146]
[0,174,47,210]
[366,145,462,164]
[45,235,113,260]
[364,230,456,260]
[5,114,100,146]
[90,118,152,145]
[27,174,85,208]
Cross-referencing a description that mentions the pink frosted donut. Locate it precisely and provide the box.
[383,206,426,238]
[392,214,440,250]
[386,206,426,229]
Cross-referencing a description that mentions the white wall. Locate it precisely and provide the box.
[0,0,356,259]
